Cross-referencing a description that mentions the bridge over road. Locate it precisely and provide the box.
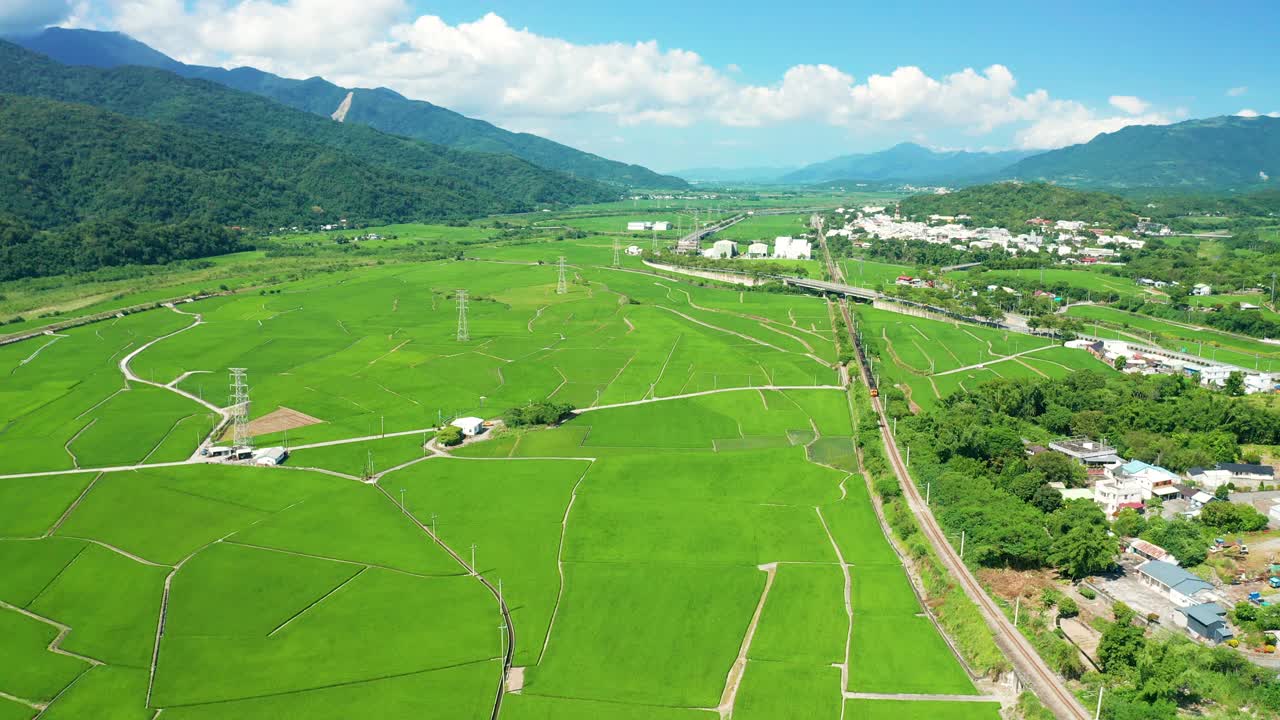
[781,277,880,301]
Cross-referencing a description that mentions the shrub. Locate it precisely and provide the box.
[1228,638,1240,648]
[1079,586,1097,600]
[1057,597,1079,618]
[874,476,902,498]
[1146,612,1160,624]
[437,426,463,446]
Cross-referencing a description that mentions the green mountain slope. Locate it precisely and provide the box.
[13,28,686,188]
[782,143,1035,184]
[1006,116,1280,191]
[0,40,616,221]
[897,182,1138,229]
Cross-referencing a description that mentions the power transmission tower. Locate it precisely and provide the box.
[612,237,620,268]
[456,289,470,342]
[229,368,252,452]
[556,256,567,295]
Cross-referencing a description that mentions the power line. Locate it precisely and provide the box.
[456,289,469,342]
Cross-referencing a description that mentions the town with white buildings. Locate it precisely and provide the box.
[826,205,1148,260]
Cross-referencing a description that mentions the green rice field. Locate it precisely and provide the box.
[0,232,1006,718]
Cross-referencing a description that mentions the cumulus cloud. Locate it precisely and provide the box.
[98,2,1170,149]
[1227,86,1248,97]
[1109,95,1150,115]
[1237,109,1260,117]
[1016,100,1171,149]
[0,0,76,33]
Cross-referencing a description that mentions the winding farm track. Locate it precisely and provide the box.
[813,218,1090,720]
[573,384,844,414]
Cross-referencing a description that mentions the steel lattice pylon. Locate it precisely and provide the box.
[229,367,252,451]
[456,289,470,342]
[556,256,567,295]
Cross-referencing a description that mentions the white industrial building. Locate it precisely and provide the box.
[703,239,738,259]
[746,242,769,258]
[451,417,486,436]
[773,236,812,260]
[625,221,671,232]
[253,447,288,466]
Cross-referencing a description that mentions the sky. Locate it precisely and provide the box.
[4,0,1278,172]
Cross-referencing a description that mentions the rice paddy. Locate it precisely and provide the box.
[0,232,1012,718]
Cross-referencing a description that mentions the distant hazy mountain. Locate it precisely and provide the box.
[670,166,798,183]
[11,28,686,189]
[1005,115,1280,191]
[782,143,1037,184]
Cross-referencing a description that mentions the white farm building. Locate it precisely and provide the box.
[451,416,486,436]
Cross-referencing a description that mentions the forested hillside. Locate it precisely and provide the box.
[898,182,1138,229]
[1006,115,1280,191]
[14,28,687,188]
[0,41,615,218]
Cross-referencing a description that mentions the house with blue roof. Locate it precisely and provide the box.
[1110,460,1181,502]
[1136,560,1219,607]
[1178,603,1234,644]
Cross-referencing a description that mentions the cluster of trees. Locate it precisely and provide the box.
[895,370,1280,576]
[1110,295,1280,340]
[1120,235,1280,297]
[0,215,244,281]
[897,182,1139,231]
[501,401,575,428]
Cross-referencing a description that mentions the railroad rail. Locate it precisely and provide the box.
[812,216,1090,720]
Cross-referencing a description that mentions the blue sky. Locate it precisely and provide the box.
[8,0,1279,170]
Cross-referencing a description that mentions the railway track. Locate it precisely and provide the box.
[812,215,1090,720]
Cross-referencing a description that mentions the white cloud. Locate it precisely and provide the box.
[1109,95,1150,115]
[1237,109,1260,117]
[100,3,1172,149]
[1228,86,1248,97]
[0,0,76,33]
[1016,100,1171,149]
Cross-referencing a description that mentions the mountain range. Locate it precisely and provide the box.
[11,28,686,189]
[781,143,1036,185]
[1004,115,1280,190]
[0,40,615,229]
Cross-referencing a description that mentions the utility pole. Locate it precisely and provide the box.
[400,487,406,510]
[1094,686,1104,720]
[470,543,477,573]
[1014,596,1021,626]
[556,256,567,295]
[456,289,469,342]
[430,513,437,536]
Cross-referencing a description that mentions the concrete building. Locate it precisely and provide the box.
[1047,436,1122,476]
[1094,475,1145,516]
[451,417,485,437]
[1177,603,1233,643]
[746,242,769,258]
[1192,283,1213,296]
[253,447,288,466]
[1110,460,1181,501]
[713,239,738,258]
[1136,560,1218,607]
[1188,462,1275,490]
[773,236,812,260]
[626,221,646,231]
